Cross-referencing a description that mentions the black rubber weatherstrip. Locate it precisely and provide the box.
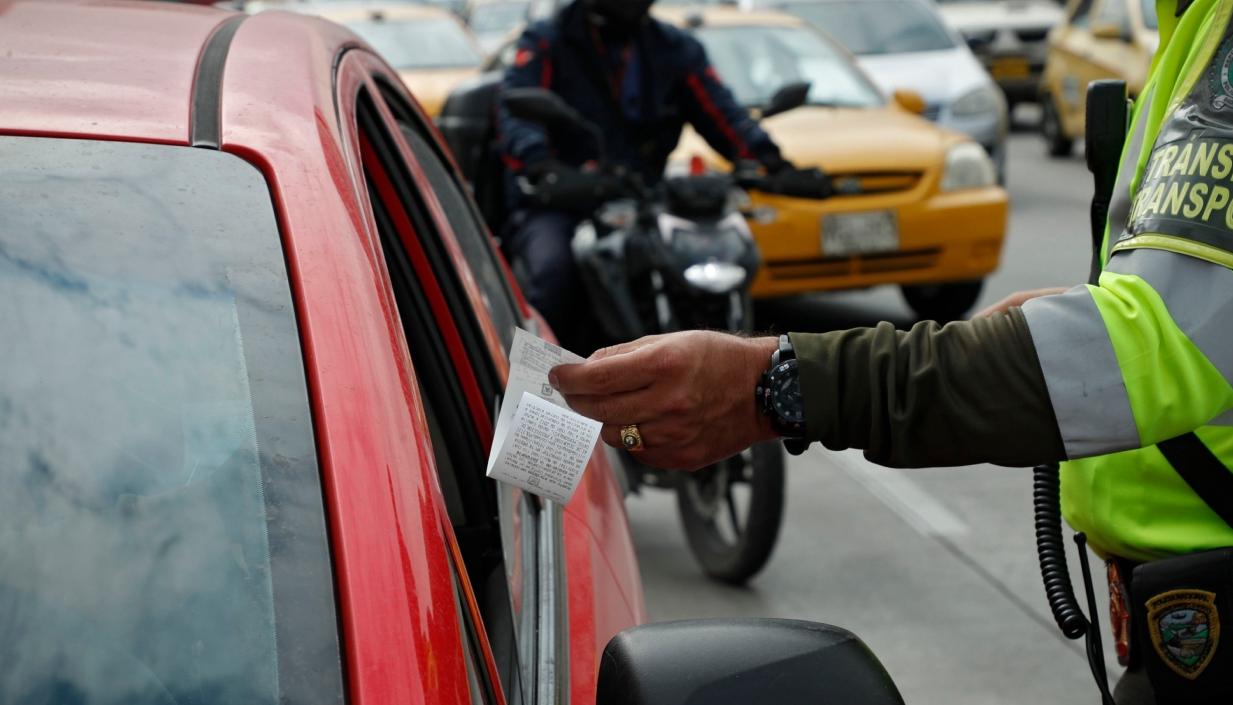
[190,15,247,149]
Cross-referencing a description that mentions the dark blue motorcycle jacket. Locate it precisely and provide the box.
[499,1,783,208]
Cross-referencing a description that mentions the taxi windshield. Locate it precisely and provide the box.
[345,16,482,69]
[470,1,529,33]
[695,24,884,109]
[781,0,957,55]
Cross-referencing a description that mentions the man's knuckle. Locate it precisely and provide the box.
[665,393,692,417]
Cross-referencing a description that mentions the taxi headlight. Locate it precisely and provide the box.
[941,142,997,192]
[950,85,1003,118]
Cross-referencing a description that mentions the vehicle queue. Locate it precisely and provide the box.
[0,0,1185,704]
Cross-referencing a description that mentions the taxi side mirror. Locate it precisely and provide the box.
[596,619,905,705]
[763,81,812,119]
[1091,21,1128,41]
[892,89,928,115]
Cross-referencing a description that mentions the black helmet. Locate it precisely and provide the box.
[584,0,655,33]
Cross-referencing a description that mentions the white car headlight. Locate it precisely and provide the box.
[941,142,997,192]
[950,85,1003,118]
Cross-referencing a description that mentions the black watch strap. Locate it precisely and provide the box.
[760,335,810,448]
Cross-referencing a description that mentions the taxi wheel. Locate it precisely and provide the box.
[902,280,984,323]
[1042,98,1074,158]
[676,441,785,585]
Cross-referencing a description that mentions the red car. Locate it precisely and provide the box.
[0,2,903,704]
[0,1,644,702]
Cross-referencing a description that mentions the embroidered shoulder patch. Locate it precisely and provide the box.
[1147,589,1221,680]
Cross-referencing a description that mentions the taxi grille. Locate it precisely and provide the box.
[829,172,923,197]
[767,248,941,280]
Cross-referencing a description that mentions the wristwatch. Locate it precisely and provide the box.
[756,335,810,455]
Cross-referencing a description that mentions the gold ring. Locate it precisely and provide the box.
[620,424,645,452]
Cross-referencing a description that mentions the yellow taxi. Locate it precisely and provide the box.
[661,8,1009,319]
[1040,0,1159,157]
[314,3,485,117]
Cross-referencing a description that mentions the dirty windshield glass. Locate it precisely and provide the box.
[783,0,957,55]
[0,137,342,705]
[347,16,482,69]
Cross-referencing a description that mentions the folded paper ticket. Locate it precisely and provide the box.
[486,328,602,504]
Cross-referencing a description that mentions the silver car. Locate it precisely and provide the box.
[934,0,1065,108]
[774,0,1008,181]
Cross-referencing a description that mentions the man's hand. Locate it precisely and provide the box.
[972,287,1068,319]
[550,331,781,471]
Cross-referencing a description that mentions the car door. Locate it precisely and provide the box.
[336,49,567,705]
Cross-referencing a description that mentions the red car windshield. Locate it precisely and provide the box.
[0,137,343,705]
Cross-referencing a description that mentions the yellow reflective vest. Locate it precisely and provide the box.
[1027,0,1233,560]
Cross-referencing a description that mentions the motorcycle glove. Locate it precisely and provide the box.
[762,166,833,200]
[524,159,622,213]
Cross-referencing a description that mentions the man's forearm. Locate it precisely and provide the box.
[790,308,1066,468]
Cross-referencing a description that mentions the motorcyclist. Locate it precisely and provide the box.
[498,0,820,350]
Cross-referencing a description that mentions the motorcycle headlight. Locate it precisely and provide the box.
[950,85,1003,118]
[683,262,748,294]
[941,142,997,192]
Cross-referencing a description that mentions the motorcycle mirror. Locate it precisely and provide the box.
[502,87,606,161]
[596,618,905,705]
[762,81,812,119]
[504,87,587,131]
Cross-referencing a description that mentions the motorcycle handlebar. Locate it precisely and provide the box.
[522,163,834,212]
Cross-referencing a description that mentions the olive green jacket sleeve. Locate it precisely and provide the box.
[789,308,1066,468]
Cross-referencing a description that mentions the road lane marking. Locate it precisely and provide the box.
[826,449,969,538]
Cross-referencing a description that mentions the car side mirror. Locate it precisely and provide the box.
[892,88,928,115]
[596,619,905,705]
[1091,21,1128,41]
[762,81,812,119]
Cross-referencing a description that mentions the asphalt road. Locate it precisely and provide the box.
[623,124,1122,705]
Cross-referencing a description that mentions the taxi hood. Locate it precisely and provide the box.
[673,106,959,175]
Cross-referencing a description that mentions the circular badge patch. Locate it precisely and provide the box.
[1146,589,1221,680]
[1212,39,1233,110]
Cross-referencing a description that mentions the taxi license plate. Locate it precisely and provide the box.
[822,211,899,257]
[991,57,1031,80]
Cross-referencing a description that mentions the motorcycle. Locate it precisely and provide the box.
[441,79,829,584]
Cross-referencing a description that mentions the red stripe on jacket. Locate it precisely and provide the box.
[539,39,554,88]
[686,71,753,160]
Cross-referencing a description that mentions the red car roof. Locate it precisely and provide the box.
[0,0,356,147]
[0,0,239,143]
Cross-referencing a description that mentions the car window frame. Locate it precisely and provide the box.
[333,51,512,705]
[356,53,572,705]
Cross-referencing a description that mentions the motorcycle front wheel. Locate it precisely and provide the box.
[675,441,785,585]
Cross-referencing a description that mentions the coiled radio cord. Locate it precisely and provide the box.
[1033,464,1116,705]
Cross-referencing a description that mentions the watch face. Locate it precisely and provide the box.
[771,362,805,425]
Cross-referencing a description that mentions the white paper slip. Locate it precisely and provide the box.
[486,328,600,504]
[487,392,602,504]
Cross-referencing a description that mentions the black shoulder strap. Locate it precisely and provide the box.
[1158,432,1233,529]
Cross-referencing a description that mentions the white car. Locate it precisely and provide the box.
[774,0,1008,181]
[933,0,1064,108]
